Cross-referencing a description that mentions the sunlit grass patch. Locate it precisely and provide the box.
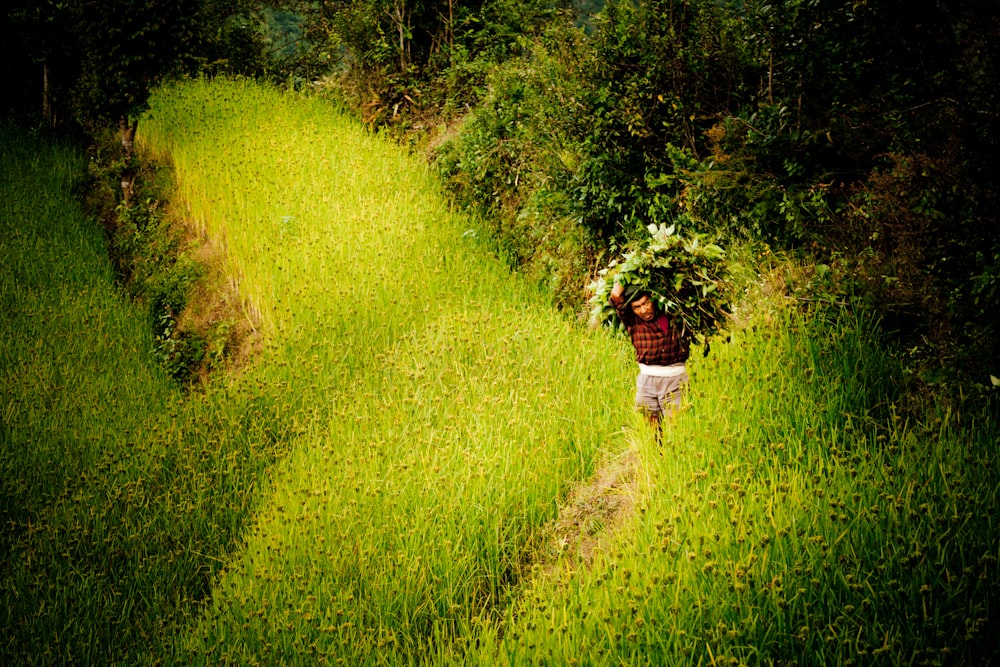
[136,78,633,664]
[469,299,1000,666]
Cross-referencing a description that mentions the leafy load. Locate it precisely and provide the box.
[588,224,732,338]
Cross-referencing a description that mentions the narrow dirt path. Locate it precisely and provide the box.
[532,448,641,574]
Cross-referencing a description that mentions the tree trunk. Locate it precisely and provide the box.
[447,0,453,51]
[119,116,138,205]
[42,59,52,126]
[389,0,409,70]
[120,116,138,160]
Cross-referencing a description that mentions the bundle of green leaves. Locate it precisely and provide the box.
[589,223,732,338]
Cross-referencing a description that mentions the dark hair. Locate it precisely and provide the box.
[622,285,647,304]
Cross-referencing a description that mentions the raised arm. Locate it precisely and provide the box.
[609,281,625,307]
[608,281,637,326]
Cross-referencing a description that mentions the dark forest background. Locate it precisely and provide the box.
[3,0,999,391]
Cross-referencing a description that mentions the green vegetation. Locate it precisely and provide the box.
[422,0,1000,383]
[482,302,999,665]
[4,1,999,665]
[5,0,997,379]
[588,223,733,339]
[135,78,628,663]
[4,78,998,666]
[0,122,289,663]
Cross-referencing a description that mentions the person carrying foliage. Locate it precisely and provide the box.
[591,223,730,429]
[609,281,691,428]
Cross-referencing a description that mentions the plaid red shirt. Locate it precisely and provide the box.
[613,297,690,366]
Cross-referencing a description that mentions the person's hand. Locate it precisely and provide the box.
[610,281,624,301]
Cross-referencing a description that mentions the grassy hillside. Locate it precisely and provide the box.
[3,77,998,666]
[134,77,634,665]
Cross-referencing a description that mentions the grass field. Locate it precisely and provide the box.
[2,78,998,666]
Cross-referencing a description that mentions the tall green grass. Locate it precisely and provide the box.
[471,302,999,665]
[3,75,998,667]
[135,77,634,665]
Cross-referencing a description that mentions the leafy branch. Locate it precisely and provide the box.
[588,223,734,339]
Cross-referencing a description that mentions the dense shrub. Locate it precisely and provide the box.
[429,0,1000,383]
[432,3,748,309]
[432,33,602,309]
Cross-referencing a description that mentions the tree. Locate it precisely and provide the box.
[3,1,79,128]
[5,0,272,200]
[70,0,201,181]
[292,0,565,122]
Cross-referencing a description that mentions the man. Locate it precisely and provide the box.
[609,282,690,428]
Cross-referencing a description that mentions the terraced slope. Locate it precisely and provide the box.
[136,78,634,664]
[4,77,997,666]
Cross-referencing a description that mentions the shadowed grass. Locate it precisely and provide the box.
[1,124,298,665]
